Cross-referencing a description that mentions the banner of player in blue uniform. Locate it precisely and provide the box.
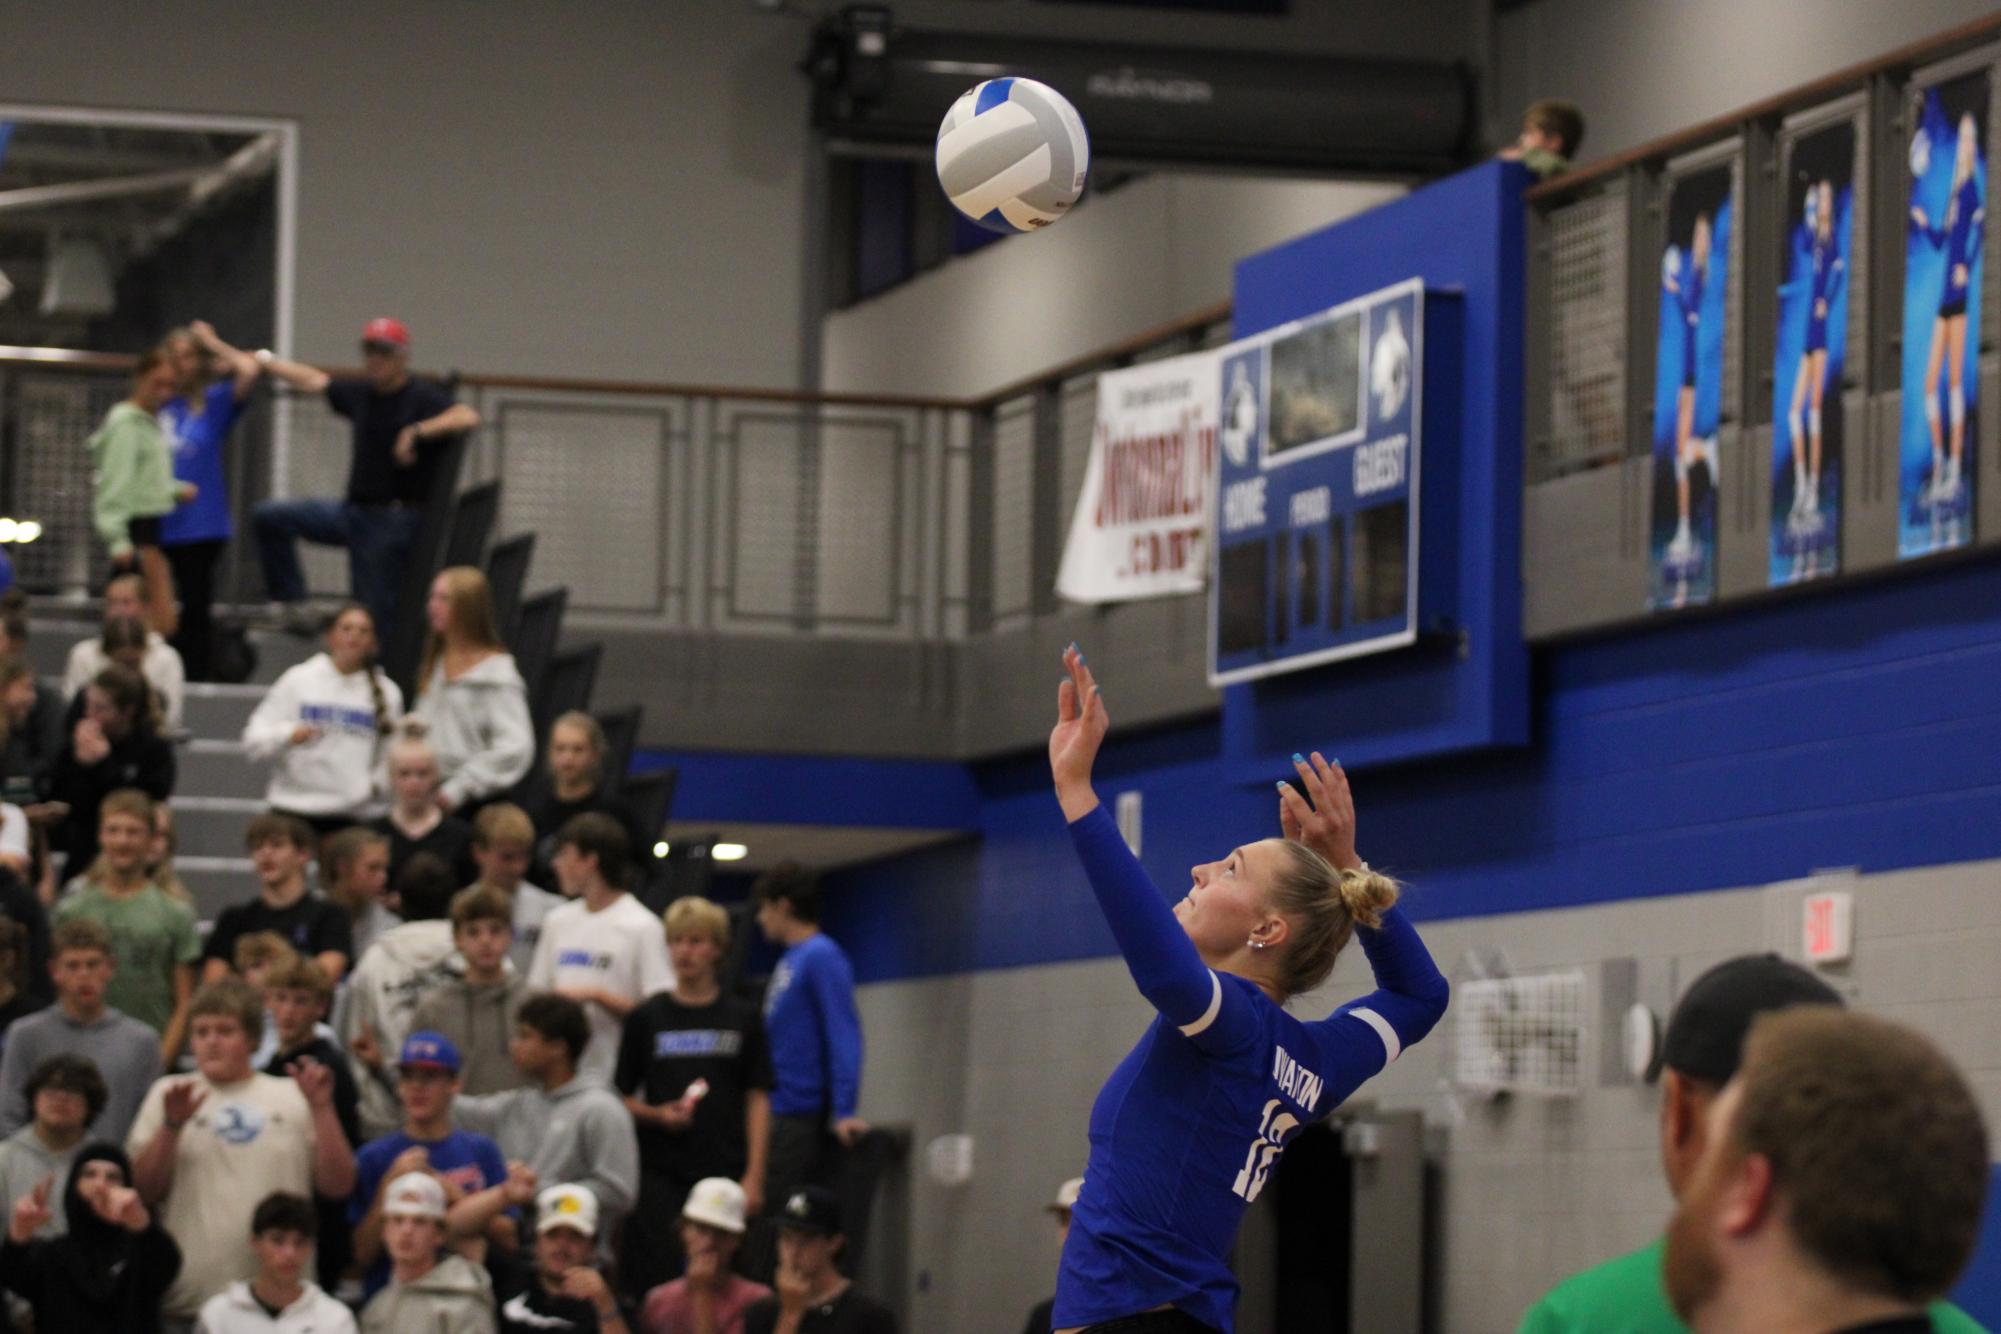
[1900,72,1986,558]
[1650,164,1733,611]
[1770,120,1853,587]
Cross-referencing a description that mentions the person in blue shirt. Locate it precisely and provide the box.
[1664,213,1714,563]
[347,1029,511,1301]
[1046,645,1448,1334]
[743,861,866,1283]
[1784,180,1844,526]
[158,322,262,682]
[1912,112,1985,506]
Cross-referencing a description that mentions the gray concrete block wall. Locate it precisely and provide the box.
[854,853,2001,1332]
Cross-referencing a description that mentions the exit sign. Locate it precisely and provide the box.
[1803,890,1854,965]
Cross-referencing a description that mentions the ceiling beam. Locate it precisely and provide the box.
[0,165,206,215]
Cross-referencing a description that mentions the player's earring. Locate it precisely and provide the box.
[1247,936,1266,951]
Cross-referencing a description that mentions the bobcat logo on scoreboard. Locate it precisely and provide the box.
[1221,361,1259,468]
[1370,306,1411,424]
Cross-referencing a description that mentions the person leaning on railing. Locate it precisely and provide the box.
[250,317,481,638]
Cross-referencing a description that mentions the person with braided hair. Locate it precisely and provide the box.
[1045,645,1448,1334]
[243,604,403,835]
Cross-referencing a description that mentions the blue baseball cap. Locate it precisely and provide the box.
[398,1031,462,1074]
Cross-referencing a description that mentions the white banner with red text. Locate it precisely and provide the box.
[1055,349,1221,604]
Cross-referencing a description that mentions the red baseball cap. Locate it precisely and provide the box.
[361,317,410,349]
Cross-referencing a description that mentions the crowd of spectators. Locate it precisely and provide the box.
[0,319,889,1328]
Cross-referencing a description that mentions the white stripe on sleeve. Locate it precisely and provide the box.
[1349,1006,1402,1063]
[1178,971,1224,1038]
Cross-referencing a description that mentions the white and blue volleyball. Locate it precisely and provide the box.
[935,77,1090,234]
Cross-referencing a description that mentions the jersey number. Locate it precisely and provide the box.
[1231,1099,1299,1202]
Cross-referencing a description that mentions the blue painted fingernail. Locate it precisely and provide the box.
[1276,781,1289,792]
[1292,752,1304,764]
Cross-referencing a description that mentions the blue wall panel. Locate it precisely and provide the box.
[1221,160,1531,774]
[825,549,2001,983]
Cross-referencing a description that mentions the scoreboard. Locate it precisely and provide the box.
[1209,278,1428,685]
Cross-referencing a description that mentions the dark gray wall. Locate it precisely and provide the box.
[0,0,811,384]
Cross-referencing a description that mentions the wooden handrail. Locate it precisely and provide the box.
[0,302,1235,412]
[1525,9,2001,202]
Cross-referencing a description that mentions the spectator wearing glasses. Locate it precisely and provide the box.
[251,318,481,635]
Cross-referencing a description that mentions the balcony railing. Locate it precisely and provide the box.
[0,303,1231,642]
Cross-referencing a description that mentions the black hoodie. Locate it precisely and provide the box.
[0,1141,181,1333]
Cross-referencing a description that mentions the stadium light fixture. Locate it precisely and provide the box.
[712,842,749,862]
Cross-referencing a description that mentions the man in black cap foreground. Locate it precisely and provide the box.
[742,1186,897,1334]
[1518,954,1985,1333]
[1663,1007,1988,1334]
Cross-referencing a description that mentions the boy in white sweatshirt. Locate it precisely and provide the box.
[195,1191,356,1333]
[241,604,402,830]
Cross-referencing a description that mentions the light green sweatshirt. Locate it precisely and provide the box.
[88,401,177,557]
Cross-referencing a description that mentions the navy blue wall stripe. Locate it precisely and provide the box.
[823,548,2001,985]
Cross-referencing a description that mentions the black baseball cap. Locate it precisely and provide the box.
[772,1186,842,1236]
[1661,954,1844,1085]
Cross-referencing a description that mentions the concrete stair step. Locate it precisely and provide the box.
[178,739,270,802]
[26,614,324,688]
[172,855,258,929]
[183,683,268,742]
[168,796,268,861]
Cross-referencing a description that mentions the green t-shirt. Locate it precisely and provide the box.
[54,884,199,1033]
[1518,1237,1989,1333]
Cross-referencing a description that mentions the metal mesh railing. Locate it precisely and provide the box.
[0,307,1227,641]
[1541,185,1628,480]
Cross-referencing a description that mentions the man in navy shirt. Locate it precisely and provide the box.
[742,863,865,1282]
[251,317,480,634]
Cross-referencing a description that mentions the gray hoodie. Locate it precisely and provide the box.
[0,1124,79,1239]
[452,1075,638,1249]
[359,1252,495,1334]
[337,919,464,1140]
[0,1004,163,1144]
[411,654,534,808]
[409,971,528,1097]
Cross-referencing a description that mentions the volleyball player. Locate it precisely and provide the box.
[1912,113,1984,509]
[1045,645,1448,1333]
[1665,215,1713,564]
[1786,180,1842,529]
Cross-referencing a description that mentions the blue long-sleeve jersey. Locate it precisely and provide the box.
[1677,261,1705,325]
[762,932,864,1119]
[1919,177,1985,299]
[1053,806,1450,1333]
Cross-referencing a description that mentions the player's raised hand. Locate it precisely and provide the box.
[163,1078,207,1129]
[8,1176,52,1243]
[1279,751,1362,871]
[101,1184,151,1232]
[501,1161,539,1206]
[288,1055,334,1108]
[1050,644,1110,810]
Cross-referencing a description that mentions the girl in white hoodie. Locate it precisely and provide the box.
[242,605,402,831]
[410,567,533,814]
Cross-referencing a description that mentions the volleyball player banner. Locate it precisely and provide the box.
[1056,350,1222,604]
[1648,165,1732,611]
[1770,119,1853,587]
[1209,278,1423,686]
[1900,71,1986,559]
